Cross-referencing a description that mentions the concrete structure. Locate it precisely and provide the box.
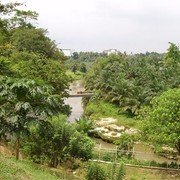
[103,49,118,55]
[61,49,73,57]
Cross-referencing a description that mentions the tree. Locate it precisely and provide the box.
[140,88,180,154]
[85,44,179,115]
[115,133,134,158]
[23,115,75,167]
[69,131,94,160]
[9,52,69,94]
[0,76,70,160]
[86,162,107,180]
[164,42,180,68]
[10,10,38,28]
[80,62,87,73]
[164,43,180,88]
[72,52,79,60]
[11,28,64,60]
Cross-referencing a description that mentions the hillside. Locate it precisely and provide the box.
[0,155,59,180]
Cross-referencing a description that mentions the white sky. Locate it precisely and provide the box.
[2,0,180,53]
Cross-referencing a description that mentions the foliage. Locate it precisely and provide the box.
[86,162,125,180]
[116,163,125,180]
[115,133,135,158]
[84,100,136,127]
[9,52,69,93]
[0,57,14,76]
[140,88,180,153]
[22,115,74,167]
[0,76,70,160]
[10,10,38,28]
[69,131,94,160]
[71,51,106,62]
[11,28,65,60]
[0,155,59,180]
[106,163,125,180]
[66,60,87,74]
[164,42,180,68]
[85,44,179,115]
[75,117,94,134]
[23,115,94,167]
[86,162,107,180]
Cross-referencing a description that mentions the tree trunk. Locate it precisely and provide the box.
[175,143,180,155]
[49,154,58,168]
[16,135,20,160]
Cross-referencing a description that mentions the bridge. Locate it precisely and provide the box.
[69,92,93,97]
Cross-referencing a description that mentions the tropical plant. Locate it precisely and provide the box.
[69,131,94,160]
[140,88,180,154]
[115,133,134,158]
[0,76,70,160]
[86,162,107,180]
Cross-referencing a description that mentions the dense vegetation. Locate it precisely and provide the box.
[0,155,60,180]
[84,43,180,153]
[0,1,180,179]
[0,1,94,169]
[66,51,107,77]
[85,47,179,115]
[140,88,180,153]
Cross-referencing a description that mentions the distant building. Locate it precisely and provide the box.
[103,49,118,55]
[61,49,73,57]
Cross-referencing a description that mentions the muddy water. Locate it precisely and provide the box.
[93,138,179,164]
[65,80,84,122]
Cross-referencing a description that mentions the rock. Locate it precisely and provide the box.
[158,146,179,160]
[99,132,121,143]
[125,128,138,134]
[91,117,138,142]
[96,118,117,126]
[107,124,125,132]
[95,127,110,133]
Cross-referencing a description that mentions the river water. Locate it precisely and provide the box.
[65,80,84,122]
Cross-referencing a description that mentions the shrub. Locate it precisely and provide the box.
[86,162,107,180]
[69,131,94,160]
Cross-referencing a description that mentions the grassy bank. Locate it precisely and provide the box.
[0,155,60,180]
[84,100,138,128]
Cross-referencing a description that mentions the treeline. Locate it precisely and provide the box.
[85,45,179,115]
[66,51,107,74]
[0,1,94,167]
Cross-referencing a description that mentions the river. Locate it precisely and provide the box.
[65,80,84,122]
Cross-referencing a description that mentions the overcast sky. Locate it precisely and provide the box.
[4,0,180,53]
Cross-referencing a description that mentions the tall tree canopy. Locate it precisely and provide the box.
[85,44,179,115]
[140,88,180,154]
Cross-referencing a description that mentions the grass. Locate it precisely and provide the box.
[89,162,180,180]
[66,70,85,80]
[84,100,138,128]
[0,155,59,180]
[1,151,179,180]
[125,166,180,180]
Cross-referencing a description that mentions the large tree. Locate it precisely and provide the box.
[140,88,180,153]
[11,28,65,60]
[0,76,70,160]
[9,52,69,94]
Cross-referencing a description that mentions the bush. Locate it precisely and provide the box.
[86,162,107,180]
[116,163,125,180]
[75,117,94,134]
[69,131,94,160]
[115,133,134,158]
[102,152,112,161]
